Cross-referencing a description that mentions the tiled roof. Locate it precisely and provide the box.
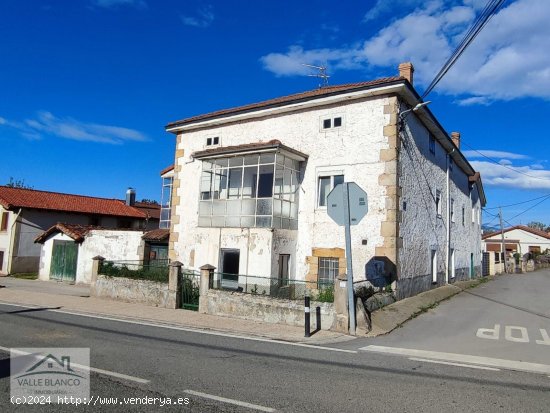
[192,139,308,160]
[160,165,174,176]
[142,228,170,242]
[0,186,146,218]
[35,223,96,243]
[133,202,161,220]
[482,225,550,240]
[166,77,404,129]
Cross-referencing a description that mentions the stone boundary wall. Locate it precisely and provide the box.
[91,274,176,308]
[203,289,336,330]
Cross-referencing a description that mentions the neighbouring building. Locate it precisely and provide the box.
[35,223,145,284]
[483,225,550,257]
[159,165,174,229]
[0,186,158,275]
[164,62,486,300]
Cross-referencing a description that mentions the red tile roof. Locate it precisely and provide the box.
[160,165,174,176]
[35,223,95,243]
[482,225,550,240]
[0,186,146,218]
[142,228,170,242]
[166,77,404,129]
[133,202,161,220]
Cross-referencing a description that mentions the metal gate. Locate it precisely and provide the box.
[180,269,200,311]
[482,252,490,276]
[50,240,78,282]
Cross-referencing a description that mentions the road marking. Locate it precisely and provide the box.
[184,389,276,412]
[361,345,550,375]
[408,357,500,371]
[0,345,150,384]
[0,301,357,354]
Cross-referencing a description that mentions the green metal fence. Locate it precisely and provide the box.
[99,260,170,283]
[210,272,334,302]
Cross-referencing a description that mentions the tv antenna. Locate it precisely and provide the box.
[302,63,330,88]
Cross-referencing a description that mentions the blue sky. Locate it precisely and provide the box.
[1,0,549,227]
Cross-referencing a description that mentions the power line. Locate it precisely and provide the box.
[461,139,550,182]
[422,0,507,98]
[506,194,550,222]
[484,193,550,209]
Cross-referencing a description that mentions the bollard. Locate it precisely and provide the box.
[305,296,311,337]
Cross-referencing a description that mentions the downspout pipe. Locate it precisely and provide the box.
[446,149,455,283]
[7,208,22,275]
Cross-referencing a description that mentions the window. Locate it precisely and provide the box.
[450,198,455,222]
[431,250,437,283]
[435,190,441,217]
[118,219,132,229]
[449,157,454,171]
[0,212,8,231]
[0,250,4,271]
[321,116,343,130]
[494,251,500,263]
[318,174,344,207]
[278,254,290,286]
[198,152,300,229]
[89,216,100,227]
[462,206,465,226]
[160,176,173,229]
[429,135,435,154]
[472,206,475,224]
[206,137,220,146]
[318,257,339,286]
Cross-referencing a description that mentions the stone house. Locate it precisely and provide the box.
[0,186,158,275]
[164,62,486,300]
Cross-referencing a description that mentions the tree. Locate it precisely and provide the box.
[140,199,159,205]
[527,221,550,232]
[5,177,33,189]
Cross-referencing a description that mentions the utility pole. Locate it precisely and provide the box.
[499,208,508,273]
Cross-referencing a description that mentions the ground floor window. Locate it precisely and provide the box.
[318,257,339,286]
[0,250,4,271]
[278,254,290,286]
[431,250,437,283]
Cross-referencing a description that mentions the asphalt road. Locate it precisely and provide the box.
[0,298,549,412]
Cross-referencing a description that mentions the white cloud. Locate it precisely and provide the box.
[0,111,148,145]
[455,96,492,106]
[92,0,147,9]
[470,160,550,190]
[363,0,423,22]
[261,0,550,102]
[463,150,530,160]
[181,5,214,28]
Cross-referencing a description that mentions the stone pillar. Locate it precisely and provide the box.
[199,264,216,314]
[332,274,349,333]
[90,256,104,296]
[168,261,182,309]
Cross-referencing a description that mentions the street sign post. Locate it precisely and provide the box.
[327,182,368,336]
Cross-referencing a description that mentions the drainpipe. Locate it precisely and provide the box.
[446,150,454,284]
[7,208,22,275]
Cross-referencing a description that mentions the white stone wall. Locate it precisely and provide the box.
[172,96,391,281]
[38,230,143,284]
[398,113,483,297]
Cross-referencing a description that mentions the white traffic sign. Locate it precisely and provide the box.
[327,182,368,226]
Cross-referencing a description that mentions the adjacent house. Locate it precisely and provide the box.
[0,186,157,275]
[483,225,550,256]
[164,62,486,300]
[35,223,144,284]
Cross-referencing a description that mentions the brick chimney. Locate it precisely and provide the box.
[398,62,414,84]
[451,131,461,149]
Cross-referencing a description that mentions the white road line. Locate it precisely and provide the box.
[0,301,357,354]
[361,345,550,375]
[0,345,150,384]
[184,389,276,412]
[408,357,501,371]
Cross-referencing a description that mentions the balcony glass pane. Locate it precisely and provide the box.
[242,166,257,198]
[256,198,272,215]
[256,216,272,228]
[260,153,275,164]
[241,216,255,227]
[212,216,225,227]
[199,201,211,216]
[212,200,226,216]
[228,168,242,199]
[257,164,274,198]
[228,157,243,167]
[226,216,240,227]
[244,155,259,165]
[226,200,241,215]
[198,216,211,227]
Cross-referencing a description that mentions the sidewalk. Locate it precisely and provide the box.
[0,277,351,345]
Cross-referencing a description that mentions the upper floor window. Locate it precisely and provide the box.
[462,206,465,226]
[435,189,441,217]
[321,116,343,130]
[318,174,344,207]
[206,137,220,146]
[429,134,435,154]
[198,152,300,229]
[0,212,8,231]
[160,176,173,229]
[450,198,455,222]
